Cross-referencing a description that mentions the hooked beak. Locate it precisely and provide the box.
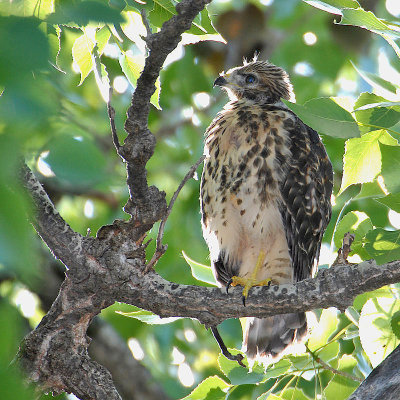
[213,76,227,87]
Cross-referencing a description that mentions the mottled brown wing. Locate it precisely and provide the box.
[279,120,333,282]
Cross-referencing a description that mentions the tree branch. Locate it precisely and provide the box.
[348,345,400,400]
[20,163,88,281]
[118,0,211,231]
[19,1,213,398]
[21,165,400,327]
[20,161,400,399]
[306,345,363,383]
[115,259,400,327]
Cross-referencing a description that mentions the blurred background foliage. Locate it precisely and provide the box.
[2,0,400,399]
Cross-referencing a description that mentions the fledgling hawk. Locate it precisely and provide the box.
[200,59,333,364]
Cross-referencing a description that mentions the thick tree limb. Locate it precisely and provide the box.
[29,254,171,400]
[348,345,400,400]
[18,1,212,399]
[22,160,400,397]
[20,148,400,399]
[119,0,211,232]
[21,164,88,281]
[21,164,400,326]
[115,259,400,326]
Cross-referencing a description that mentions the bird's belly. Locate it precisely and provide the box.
[202,175,293,285]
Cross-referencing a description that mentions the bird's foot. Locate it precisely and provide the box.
[226,250,271,306]
[227,276,271,306]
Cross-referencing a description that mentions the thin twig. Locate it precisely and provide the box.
[211,326,245,367]
[107,87,121,152]
[140,9,153,39]
[306,345,363,382]
[146,154,205,271]
[332,232,356,266]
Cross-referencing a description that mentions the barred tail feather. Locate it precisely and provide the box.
[243,313,308,364]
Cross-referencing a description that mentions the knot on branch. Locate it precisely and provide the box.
[121,128,156,165]
[124,185,167,226]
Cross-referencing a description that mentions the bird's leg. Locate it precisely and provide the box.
[227,250,271,306]
[210,326,245,367]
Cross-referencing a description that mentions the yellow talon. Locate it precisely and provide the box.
[227,251,271,305]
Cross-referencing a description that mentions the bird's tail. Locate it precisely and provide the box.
[242,313,307,364]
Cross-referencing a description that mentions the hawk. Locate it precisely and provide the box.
[200,59,333,364]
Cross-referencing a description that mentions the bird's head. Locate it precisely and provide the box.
[214,59,295,103]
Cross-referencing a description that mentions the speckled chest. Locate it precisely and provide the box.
[201,101,297,222]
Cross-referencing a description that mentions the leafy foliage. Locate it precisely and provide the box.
[2,0,400,399]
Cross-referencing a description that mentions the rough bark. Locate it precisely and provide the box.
[348,345,400,400]
[20,159,400,399]
[30,255,171,400]
[18,1,212,399]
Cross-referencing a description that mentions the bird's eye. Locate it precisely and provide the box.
[245,74,257,84]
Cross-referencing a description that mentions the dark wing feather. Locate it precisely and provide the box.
[280,120,333,282]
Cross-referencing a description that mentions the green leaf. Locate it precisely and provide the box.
[0,136,37,281]
[0,0,55,18]
[109,0,126,12]
[359,297,400,367]
[43,135,106,187]
[190,7,220,36]
[92,61,110,102]
[117,309,180,324]
[195,9,218,34]
[287,354,312,371]
[354,93,400,132]
[333,211,373,260]
[352,64,398,95]
[333,211,372,250]
[308,308,339,351]
[217,353,264,385]
[183,8,225,42]
[376,193,400,213]
[354,181,386,200]
[302,0,360,15]
[46,1,124,26]
[0,16,50,85]
[365,228,400,264]
[380,143,400,193]
[72,32,94,85]
[181,376,230,400]
[182,251,217,286]
[323,355,359,399]
[257,395,280,400]
[143,0,175,29]
[262,359,291,380]
[345,306,360,326]
[355,102,400,111]
[144,0,218,37]
[391,311,400,340]
[120,52,161,109]
[95,26,111,55]
[317,341,340,363]
[340,8,400,38]
[120,52,142,83]
[283,98,359,139]
[339,130,396,193]
[353,286,394,310]
[279,388,310,400]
